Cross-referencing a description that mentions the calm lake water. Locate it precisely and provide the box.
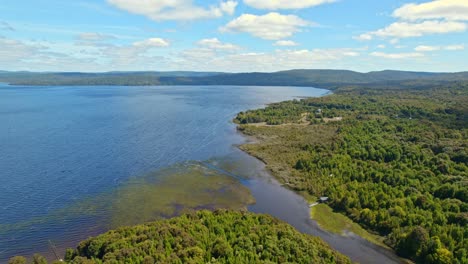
[0,85,401,263]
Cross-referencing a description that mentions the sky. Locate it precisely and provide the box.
[0,0,467,73]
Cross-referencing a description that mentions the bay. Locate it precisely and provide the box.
[0,85,401,263]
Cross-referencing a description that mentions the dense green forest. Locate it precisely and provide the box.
[1,70,467,87]
[9,210,350,264]
[235,82,468,263]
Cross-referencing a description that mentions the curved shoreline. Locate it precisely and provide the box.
[233,99,406,264]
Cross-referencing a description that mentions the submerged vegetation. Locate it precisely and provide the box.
[107,163,255,227]
[236,82,468,264]
[0,163,255,235]
[10,211,351,264]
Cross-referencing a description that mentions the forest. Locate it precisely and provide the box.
[1,70,467,87]
[235,81,468,264]
[8,210,350,264]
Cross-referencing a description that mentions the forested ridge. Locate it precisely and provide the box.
[1,70,468,87]
[8,210,351,264]
[235,82,468,263]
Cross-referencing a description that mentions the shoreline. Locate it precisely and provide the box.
[233,96,407,263]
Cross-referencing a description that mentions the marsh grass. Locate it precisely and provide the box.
[310,204,388,248]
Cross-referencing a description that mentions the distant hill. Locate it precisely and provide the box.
[1,69,467,88]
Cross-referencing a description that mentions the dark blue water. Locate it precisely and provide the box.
[0,85,402,263]
[0,85,326,259]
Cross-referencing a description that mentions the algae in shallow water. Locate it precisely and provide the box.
[108,162,255,227]
[0,162,255,233]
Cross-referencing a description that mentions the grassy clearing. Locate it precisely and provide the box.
[310,204,388,248]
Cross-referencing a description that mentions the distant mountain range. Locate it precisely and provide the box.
[1,69,467,88]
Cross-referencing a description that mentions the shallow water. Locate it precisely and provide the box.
[0,85,401,263]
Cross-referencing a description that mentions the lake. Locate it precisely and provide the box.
[0,85,401,263]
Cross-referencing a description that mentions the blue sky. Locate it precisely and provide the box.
[0,0,467,72]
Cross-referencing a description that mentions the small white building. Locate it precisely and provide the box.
[319,197,329,203]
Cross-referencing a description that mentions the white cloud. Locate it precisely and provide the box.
[0,35,365,72]
[377,44,386,49]
[444,44,464,50]
[221,12,311,40]
[173,47,360,72]
[356,20,466,40]
[274,40,299,46]
[0,37,41,63]
[415,45,440,51]
[196,38,240,51]
[243,0,335,10]
[133,38,170,48]
[355,1,468,42]
[107,0,238,21]
[0,37,102,71]
[354,33,372,41]
[414,44,465,51]
[393,0,468,21]
[220,1,237,15]
[370,51,424,59]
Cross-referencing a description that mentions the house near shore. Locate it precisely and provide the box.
[319,197,329,203]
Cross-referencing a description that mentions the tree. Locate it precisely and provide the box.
[32,254,48,264]
[8,256,27,264]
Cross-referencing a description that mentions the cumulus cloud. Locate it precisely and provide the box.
[274,40,299,46]
[133,38,170,48]
[370,51,424,59]
[354,33,372,41]
[80,38,170,70]
[221,12,311,40]
[220,1,237,15]
[107,0,238,21]
[393,0,468,21]
[243,0,335,10]
[173,47,361,72]
[355,1,468,41]
[356,20,466,40]
[196,38,240,51]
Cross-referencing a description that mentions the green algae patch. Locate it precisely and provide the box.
[310,204,388,248]
[0,162,255,234]
[107,162,255,228]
